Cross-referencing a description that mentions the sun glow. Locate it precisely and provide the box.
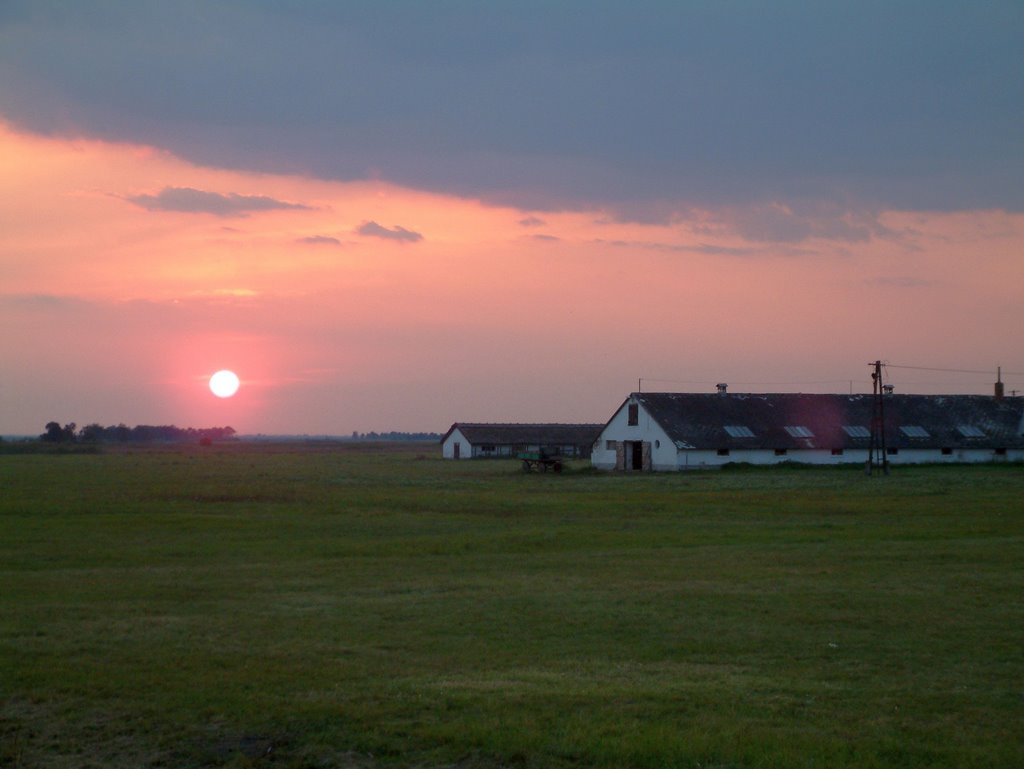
[209,369,240,398]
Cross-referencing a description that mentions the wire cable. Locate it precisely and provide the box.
[885,363,1023,376]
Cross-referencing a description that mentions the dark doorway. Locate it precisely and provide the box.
[453,442,461,459]
[631,441,643,470]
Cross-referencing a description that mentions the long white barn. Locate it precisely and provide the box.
[592,391,1024,471]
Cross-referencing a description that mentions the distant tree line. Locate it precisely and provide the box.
[40,422,237,444]
[349,430,441,441]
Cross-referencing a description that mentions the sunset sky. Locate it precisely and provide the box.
[2,2,1022,436]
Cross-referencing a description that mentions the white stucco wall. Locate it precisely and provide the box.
[591,398,675,470]
[673,447,1024,468]
[446,434,598,460]
[882,448,1023,464]
[675,447,1024,468]
[673,448,871,467]
[441,428,469,459]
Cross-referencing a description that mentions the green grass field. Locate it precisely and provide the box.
[1,443,1022,768]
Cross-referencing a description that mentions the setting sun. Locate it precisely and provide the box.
[209,370,240,398]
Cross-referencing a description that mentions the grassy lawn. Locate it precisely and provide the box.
[1,444,1022,768]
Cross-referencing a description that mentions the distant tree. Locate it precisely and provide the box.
[42,421,238,444]
[40,421,77,442]
[41,422,62,442]
[79,423,105,443]
[348,430,441,442]
[196,426,236,443]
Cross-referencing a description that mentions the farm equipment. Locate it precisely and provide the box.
[517,449,563,472]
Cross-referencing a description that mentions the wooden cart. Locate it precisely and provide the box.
[517,450,563,472]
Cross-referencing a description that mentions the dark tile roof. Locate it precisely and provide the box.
[634,393,1024,450]
[442,423,603,446]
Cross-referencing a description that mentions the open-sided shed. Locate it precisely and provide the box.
[441,423,603,460]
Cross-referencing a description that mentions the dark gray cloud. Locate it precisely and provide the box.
[356,221,423,243]
[595,238,817,258]
[0,293,89,309]
[688,244,767,258]
[2,1,1021,224]
[724,203,899,244]
[298,235,342,246]
[518,216,546,228]
[127,186,310,216]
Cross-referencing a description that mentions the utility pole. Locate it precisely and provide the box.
[866,360,889,475]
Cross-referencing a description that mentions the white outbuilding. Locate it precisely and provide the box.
[441,423,603,460]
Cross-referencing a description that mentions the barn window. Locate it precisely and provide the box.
[831,448,844,456]
[774,448,787,456]
[606,440,616,451]
[842,425,870,438]
[724,425,755,438]
[995,447,1007,456]
[941,447,953,455]
[887,447,899,455]
[480,444,496,453]
[628,404,639,425]
[784,426,814,438]
[900,425,930,438]
[957,425,985,438]
[717,448,730,456]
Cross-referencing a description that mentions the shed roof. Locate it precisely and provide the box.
[631,393,1024,450]
[442,423,603,446]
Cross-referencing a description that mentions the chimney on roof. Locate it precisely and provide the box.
[716,383,728,396]
[995,366,1004,400]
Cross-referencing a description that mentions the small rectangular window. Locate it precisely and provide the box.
[784,426,814,438]
[724,425,755,438]
[627,404,639,426]
[717,448,730,456]
[831,448,843,456]
[995,447,1007,456]
[842,425,870,438]
[774,448,787,456]
[957,425,985,438]
[900,425,930,439]
[887,447,899,455]
[941,447,952,456]
[606,440,617,451]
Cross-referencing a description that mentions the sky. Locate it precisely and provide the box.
[2,1,1023,436]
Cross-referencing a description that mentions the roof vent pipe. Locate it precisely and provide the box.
[716,383,728,395]
[995,367,1004,400]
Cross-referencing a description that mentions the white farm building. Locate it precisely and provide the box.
[591,391,1024,471]
[441,423,603,460]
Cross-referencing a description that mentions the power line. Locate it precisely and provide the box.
[640,377,857,387]
[885,363,1024,376]
[884,380,1003,387]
